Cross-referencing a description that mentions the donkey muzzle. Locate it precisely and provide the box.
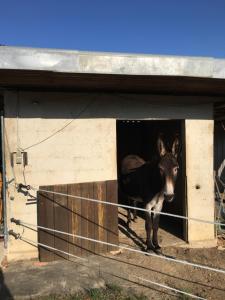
[164,193,174,202]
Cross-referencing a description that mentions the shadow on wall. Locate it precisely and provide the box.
[4,91,213,120]
[0,269,13,299]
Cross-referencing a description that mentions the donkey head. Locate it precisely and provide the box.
[157,134,180,202]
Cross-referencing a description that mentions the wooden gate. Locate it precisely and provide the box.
[37,180,118,261]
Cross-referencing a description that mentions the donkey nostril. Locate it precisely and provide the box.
[164,193,174,201]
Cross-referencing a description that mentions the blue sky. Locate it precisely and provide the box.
[1,0,225,57]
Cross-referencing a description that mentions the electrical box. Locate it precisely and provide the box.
[10,151,28,167]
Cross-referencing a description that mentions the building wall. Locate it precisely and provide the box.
[185,120,215,242]
[4,91,215,260]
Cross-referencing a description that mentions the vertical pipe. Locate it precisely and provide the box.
[1,111,7,248]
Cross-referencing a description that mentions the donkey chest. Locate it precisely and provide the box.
[146,193,164,213]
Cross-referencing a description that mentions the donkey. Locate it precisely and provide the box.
[120,134,180,252]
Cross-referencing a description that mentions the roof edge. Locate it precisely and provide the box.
[0,46,225,79]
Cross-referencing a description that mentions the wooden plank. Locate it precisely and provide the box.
[87,182,95,254]
[38,180,118,260]
[106,180,119,251]
[54,184,69,260]
[67,183,82,258]
[80,183,88,255]
[93,182,107,254]
[37,186,54,262]
[80,182,91,255]
[93,182,99,254]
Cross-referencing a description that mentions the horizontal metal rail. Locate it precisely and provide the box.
[17,234,206,300]
[35,187,225,227]
[12,218,225,275]
[133,275,206,300]
[22,235,86,261]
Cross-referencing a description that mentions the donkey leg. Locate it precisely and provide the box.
[132,200,137,222]
[152,214,161,250]
[132,197,142,222]
[145,212,154,251]
[127,209,131,226]
[127,198,132,226]
[152,194,164,252]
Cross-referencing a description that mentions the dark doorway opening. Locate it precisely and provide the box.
[116,120,186,247]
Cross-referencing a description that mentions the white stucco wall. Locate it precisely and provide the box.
[4,91,215,260]
[186,120,215,242]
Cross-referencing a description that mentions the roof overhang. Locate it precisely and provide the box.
[0,46,225,101]
[1,69,225,97]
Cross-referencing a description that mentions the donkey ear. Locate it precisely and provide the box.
[157,135,166,157]
[172,136,180,158]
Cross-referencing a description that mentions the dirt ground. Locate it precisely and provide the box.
[1,236,225,299]
[114,208,225,299]
[1,209,225,299]
[98,205,225,300]
[101,241,225,299]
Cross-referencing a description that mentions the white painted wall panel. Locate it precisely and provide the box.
[185,120,215,241]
